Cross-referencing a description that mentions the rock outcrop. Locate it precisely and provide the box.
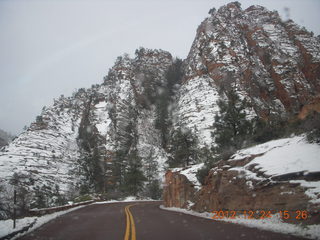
[163,171,196,209]
[163,136,320,224]
[174,2,320,146]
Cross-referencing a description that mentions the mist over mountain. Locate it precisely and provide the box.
[0,129,14,148]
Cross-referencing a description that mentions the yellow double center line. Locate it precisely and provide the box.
[124,204,136,240]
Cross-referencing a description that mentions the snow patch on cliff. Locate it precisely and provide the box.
[174,76,219,147]
[228,135,320,203]
[230,136,320,176]
[171,163,204,190]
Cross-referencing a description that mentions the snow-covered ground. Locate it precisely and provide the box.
[93,196,159,204]
[160,206,320,239]
[0,205,86,239]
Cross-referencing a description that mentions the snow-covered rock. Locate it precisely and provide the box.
[164,135,320,225]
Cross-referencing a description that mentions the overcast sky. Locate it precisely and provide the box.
[0,0,319,135]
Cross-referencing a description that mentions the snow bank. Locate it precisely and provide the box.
[0,205,86,239]
[93,197,159,204]
[160,206,320,239]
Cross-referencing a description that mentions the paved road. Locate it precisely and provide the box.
[18,201,306,240]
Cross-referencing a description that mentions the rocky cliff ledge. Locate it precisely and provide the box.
[163,136,320,224]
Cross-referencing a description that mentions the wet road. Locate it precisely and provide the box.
[18,201,306,240]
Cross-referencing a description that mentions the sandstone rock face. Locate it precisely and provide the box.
[194,166,309,214]
[0,48,173,207]
[164,161,319,224]
[173,2,320,146]
[163,171,196,209]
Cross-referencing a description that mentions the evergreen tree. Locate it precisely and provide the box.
[155,58,183,148]
[167,127,199,167]
[155,88,170,148]
[53,184,67,206]
[144,148,162,199]
[213,90,251,151]
[8,173,31,216]
[32,186,47,209]
[110,149,127,189]
[196,147,218,185]
[165,58,183,96]
[78,95,106,193]
[146,180,162,200]
[122,150,146,195]
[145,148,158,182]
[108,103,140,194]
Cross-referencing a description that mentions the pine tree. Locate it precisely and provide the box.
[145,148,158,182]
[122,150,146,195]
[32,186,47,209]
[78,95,106,193]
[8,173,31,216]
[108,103,140,195]
[167,127,199,167]
[144,148,162,199]
[147,180,162,200]
[155,58,183,148]
[213,90,251,151]
[155,89,170,148]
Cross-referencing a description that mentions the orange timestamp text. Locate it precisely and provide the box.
[211,210,309,220]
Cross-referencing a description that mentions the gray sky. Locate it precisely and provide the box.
[0,0,319,135]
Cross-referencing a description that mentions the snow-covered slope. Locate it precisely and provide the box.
[229,135,320,204]
[0,94,86,200]
[0,48,173,216]
[99,49,173,178]
[231,136,320,176]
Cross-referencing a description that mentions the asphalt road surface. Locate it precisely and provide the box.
[18,201,306,240]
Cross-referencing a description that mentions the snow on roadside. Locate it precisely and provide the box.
[160,206,320,239]
[0,217,35,238]
[0,205,86,239]
[93,196,159,204]
[171,163,204,190]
